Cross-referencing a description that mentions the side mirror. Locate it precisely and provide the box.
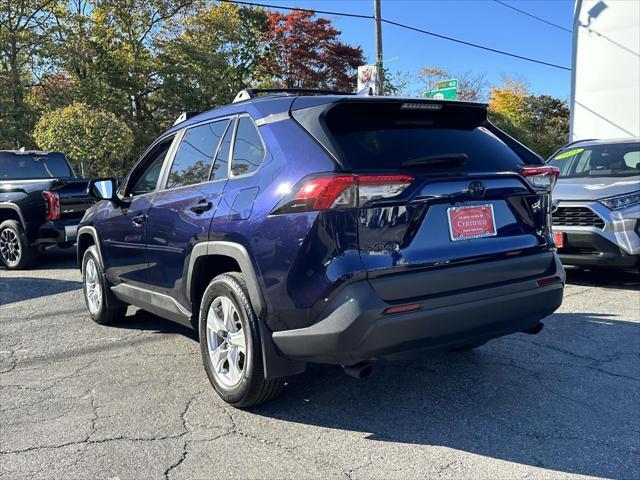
[88,178,117,201]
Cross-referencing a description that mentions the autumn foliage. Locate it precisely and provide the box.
[259,10,364,90]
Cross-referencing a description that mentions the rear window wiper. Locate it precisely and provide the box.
[401,153,468,167]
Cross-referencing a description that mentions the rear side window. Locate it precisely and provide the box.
[0,152,73,180]
[230,116,265,177]
[167,119,229,189]
[211,119,235,182]
[294,101,528,172]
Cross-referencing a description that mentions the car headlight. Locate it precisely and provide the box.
[599,191,640,210]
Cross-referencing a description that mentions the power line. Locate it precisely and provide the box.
[218,0,373,20]
[493,0,572,33]
[382,18,571,71]
[219,0,571,71]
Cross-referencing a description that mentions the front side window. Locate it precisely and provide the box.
[128,139,173,196]
[167,119,229,189]
[548,142,640,178]
[230,116,265,177]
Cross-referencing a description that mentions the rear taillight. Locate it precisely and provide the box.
[43,191,60,221]
[519,165,560,191]
[272,174,413,214]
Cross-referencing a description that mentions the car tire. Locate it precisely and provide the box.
[82,246,127,325]
[199,272,284,408]
[0,220,35,270]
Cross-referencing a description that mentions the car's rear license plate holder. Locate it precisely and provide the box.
[447,204,497,241]
[553,231,564,249]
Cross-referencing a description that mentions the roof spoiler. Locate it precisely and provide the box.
[233,88,356,103]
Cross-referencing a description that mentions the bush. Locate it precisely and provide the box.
[33,103,133,176]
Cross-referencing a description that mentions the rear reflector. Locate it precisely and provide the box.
[272,174,413,214]
[519,165,560,191]
[43,191,60,221]
[383,303,423,315]
[536,276,561,287]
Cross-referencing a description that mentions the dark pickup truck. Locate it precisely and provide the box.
[0,150,94,269]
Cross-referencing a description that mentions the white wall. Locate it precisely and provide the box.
[570,0,640,141]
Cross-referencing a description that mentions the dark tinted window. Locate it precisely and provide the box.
[211,119,235,182]
[0,152,73,180]
[167,120,229,189]
[297,101,527,172]
[548,143,640,178]
[231,117,265,177]
[129,141,172,196]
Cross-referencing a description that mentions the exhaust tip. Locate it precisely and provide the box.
[343,362,374,379]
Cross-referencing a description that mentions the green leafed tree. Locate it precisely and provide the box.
[156,2,269,120]
[33,102,133,176]
[489,77,569,158]
[0,0,62,148]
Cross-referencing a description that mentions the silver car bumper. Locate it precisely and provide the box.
[553,201,639,264]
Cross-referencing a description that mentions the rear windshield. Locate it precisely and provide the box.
[548,142,640,178]
[0,152,73,180]
[295,101,531,172]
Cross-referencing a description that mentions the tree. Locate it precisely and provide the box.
[0,0,62,148]
[489,77,569,158]
[258,9,364,90]
[33,103,134,176]
[415,66,489,102]
[156,2,268,119]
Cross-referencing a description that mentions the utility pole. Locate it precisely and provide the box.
[374,0,384,95]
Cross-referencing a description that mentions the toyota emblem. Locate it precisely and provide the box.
[468,180,486,199]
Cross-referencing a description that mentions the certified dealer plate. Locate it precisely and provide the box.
[447,204,497,241]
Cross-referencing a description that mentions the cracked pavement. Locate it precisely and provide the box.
[1,247,639,479]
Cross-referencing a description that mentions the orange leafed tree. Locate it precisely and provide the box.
[259,10,365,91]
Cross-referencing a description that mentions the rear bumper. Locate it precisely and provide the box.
[32,219,79,245]
[272,254,565,365]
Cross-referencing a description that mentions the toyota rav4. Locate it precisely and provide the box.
[78,88,565,407]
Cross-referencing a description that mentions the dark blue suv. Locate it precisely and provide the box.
[78,88,565,407]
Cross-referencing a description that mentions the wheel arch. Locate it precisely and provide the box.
[0,203,26,228]
[77,226,102,269]
[188,241,305,380]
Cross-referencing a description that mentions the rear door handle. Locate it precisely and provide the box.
[131,214,147,226]
[190,200,213,214]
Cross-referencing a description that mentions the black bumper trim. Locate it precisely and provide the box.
[272,255,565,365]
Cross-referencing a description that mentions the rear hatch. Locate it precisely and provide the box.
[292,98,557,300]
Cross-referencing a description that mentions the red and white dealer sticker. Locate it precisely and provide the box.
[447,204,497,241]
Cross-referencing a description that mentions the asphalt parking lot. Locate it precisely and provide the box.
[1,248,639,480]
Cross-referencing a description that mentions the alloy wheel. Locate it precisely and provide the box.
[0,228,21,265]
[206,295,247,388]
[84,257,102,315]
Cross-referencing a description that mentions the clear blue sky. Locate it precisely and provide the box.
[264,0,575,99]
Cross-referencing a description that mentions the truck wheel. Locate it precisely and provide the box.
[199,272,284,408]
[82,246,127,325]
[0,220,35,269]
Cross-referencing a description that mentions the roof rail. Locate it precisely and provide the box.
[173,111,201,126]
[232,88,356,103]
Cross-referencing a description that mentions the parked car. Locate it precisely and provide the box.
[547,138,640,271]
[78,88,565,407]
[0,150,94,269]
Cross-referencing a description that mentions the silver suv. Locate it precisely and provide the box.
[548,138,640,271]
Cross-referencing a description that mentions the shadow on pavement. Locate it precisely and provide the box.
[565,266,639,290]
[0,276,81,304]
[248,311,640,479]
